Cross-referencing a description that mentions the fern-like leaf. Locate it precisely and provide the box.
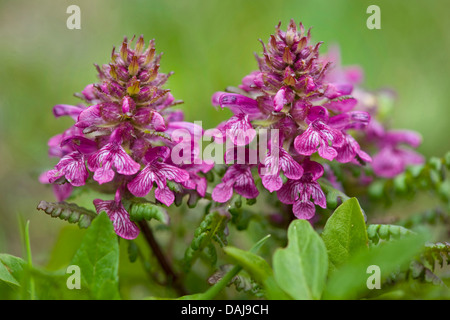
[36,200,97,228]
[183,211,229,272]
[367,224,414,245]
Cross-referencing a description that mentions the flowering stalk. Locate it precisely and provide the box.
[210,20,423,220]
[40,35,211,240]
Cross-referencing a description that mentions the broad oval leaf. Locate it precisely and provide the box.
[273,219,328,300]
[321,197,369,273]
[70,211,120,299]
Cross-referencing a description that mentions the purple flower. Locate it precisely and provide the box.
[39,172,73,202]
[277,159,326,220]
[209,20,376,220]
[334,133,372,164]
[93,190,139,240]
[294,120,345,161]
[87,126,141,184]
[41,36,211,239]
[259,147,304,192]
[212,164,259,203]
[127,146,190,206]
[371,129,424,178]
[47,151,89,186]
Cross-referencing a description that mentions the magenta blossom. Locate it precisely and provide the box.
[210,20,371,220]
[371,128,424,178]
[93,189,140,240]
[127,146,190,206]
[277,159,326,220]
[41,36,211,239]
[212,164,259,203]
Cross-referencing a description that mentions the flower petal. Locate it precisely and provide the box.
[294,126,321,156]
[127,166,155,197]
[155,186,175,206]
[93,199,140,240]
[224,114,256,146]
[277,179,301,205]
[212,182,234,203]
[322,97,357,112]
[53,104,85,120]
[292,199,316,220]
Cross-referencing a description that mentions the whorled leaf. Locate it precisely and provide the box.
[368,153,450,206]
[420,242,450,271]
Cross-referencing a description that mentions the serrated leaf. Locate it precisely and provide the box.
[37,200,97,228]
[273,219,328,300]
[321,198,369,273]
[70,211,120,300]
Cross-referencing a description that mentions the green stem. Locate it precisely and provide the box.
[192,234,271,300]
[138,220,187,296]
[24,220,35,300]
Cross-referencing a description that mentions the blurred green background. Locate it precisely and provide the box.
[0,0,449,270]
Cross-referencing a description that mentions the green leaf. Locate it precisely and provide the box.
[273,219,328,300]
[70,211,120,299]
[0,254,25,287]
[323,232,428,299]
[321,197,369,272]
[126,200,169,225]
[46,226,86,271]
[30,268,90,300]
[224,246,290,300]
[367,224,414,245]
[183,211,228,272]
[36,200,97,228]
